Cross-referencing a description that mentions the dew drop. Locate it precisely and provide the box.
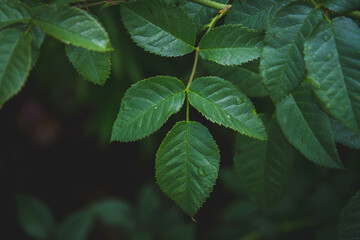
[197,168,206,177]
[323,34,330,41]
[236,98,244,104]
[226,115,231,119]
[326,53,333,60]
[154,106,158,109]
[312,80,321,89]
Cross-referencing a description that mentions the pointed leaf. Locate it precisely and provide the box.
[120,0,196,57]
[29,26,45,68]
[0,29,32,108]
[332,118,360,150]
[199,25,264,66]
[55,209,94,240]
[321,0,360,14]
[201,60,268,98]
[260,4,322,102]
[188,76,266,140]
[0,0,31,29]
[276,84,342,169]
[304,17,360,134]
[16,194,55,240]
[111,76,185,142]
[65,45,111,85]
[33,5,111,52]
[225,0,295,31]
[337,191,360,240]
[156,121,220,216]
[233,115,293,208]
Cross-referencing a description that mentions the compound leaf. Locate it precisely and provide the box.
[120,0,196,57]
[225,0,295,31]
[199,25,264,66]
[65,45,111,85]
[156,121,220,217]
[260,4,322,102]
[0,0,31,29]
[16,194,55,240]
[332,118,360,150]
[304,17,360,134]
[234,115,293,208]
[276,84,342,169]
[188,76,266,140]
[337,191,360,240]
[34,5,111,52]
[0,29,32,109]
[111,76,185,142]
[321,0,360,14]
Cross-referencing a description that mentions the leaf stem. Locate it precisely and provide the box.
[25,22,35,34]
[346,11,360,20]
[189,0,230,10]
[186,47,200,90]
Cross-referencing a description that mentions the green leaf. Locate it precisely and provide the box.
[156,121,220,217]
[201,60,268,98]
[65,45,111,85]
[91,199,134,229]
[199,25,264,66]
[29,26,45,68]
[55,209,94,240]
[0,29,32,109]
[321,0,360,14]
[233,115,293,208]
[337,191,360,240]
[260,4,322,102]
[53,0,85,4]
[332,118,360,150]
[276,84,342,169]
[120,0,196,57]
[0,0,31,29]
[16,194,55,240]
[304,17,360,134]
[180,0,228,30]
[33,5,111,52]
[111,76,185,142]
[188,76,267,140]
[225,0,295,31]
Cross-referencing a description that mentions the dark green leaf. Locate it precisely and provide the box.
[111,76,185,142]
[233,115,293,208]
[188,76,267,140]
[0,0,31,29]
[260,4,322,102]
[120,0,196,57]
[332,118,360,150]
[337,191,360,240]
[34,5,112,52]
[55,209,94,240]
[225,0,295,31]
[0,29,32,108]
[16,194,55,239]
[65,45,111,85]
[137,184,162,228]
[321,0,360,14]
[53,0,85,4]
[199,25,264,66]
[156,121,220,217]
[304,17,360,134]
[276,84,342,169]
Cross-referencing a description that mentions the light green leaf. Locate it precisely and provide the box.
[276,84,342,169]
[304,17,360,134]
[33,5,112,52]
[0,0,31,29]
[201,60,268,98]
[180,0,228,30]
[233,115,293,208]
[260,4,322,102]
[55,209,94,240]
[321,0,360,14]
[337,191,360,240]
[332,118,360,150]
[91,199,134,229]
[111,76,186,142]
[156,121,220,217]
[16,194,55,240]
[0,29,32,109]
[188,76,267,140]
[225,0,295,31]
[120,0,196,57]
[199,25,264,66]
[65,45,111,85]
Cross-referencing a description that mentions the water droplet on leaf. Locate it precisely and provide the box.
[226,115,231,119]
[197,168,206,177]
[236,98,244,104]
[323,35,330,41]
[312,80,321,89]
